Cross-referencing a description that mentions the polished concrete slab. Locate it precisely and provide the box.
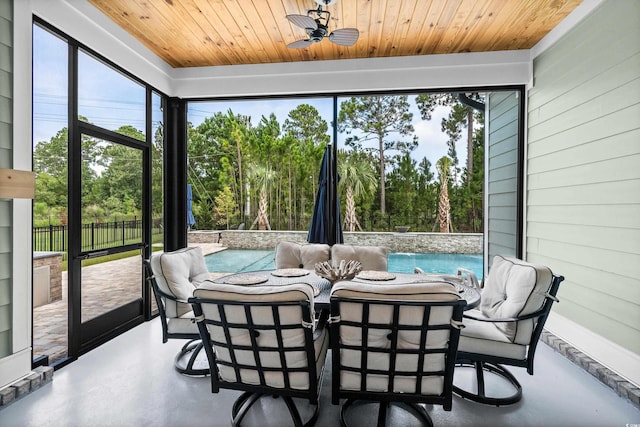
[2,317,639,427]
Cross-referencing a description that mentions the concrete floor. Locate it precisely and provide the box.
[2,317,639,427]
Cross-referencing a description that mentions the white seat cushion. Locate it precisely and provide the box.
[194,282,321,390]
[331,244,389,271]
[150,246,210,318]
[274,241,331,269]
[458,309,527,360]
[166,311,199,335]
[479,255,553,344]
[331,281,460,395]
[158,246,210,299]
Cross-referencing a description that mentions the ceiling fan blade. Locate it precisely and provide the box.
[286,14,318,30]
[287,39,314,49]
[329,28,359,46]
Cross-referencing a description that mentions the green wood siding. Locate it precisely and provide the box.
[527,0,640,354]
[487,91,519,260]
[0,0,11,358]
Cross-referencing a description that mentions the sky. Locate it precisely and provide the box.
[33,24,466,176]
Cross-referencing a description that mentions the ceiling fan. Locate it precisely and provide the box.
[286,0,359,49]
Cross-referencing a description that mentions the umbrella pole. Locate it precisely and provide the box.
[329,97,339,245]
[326,144,334,246]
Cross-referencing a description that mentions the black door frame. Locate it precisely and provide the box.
[34,17,168,367]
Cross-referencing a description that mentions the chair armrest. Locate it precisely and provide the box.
[313,309,329,340]
[146,273,186,303]
[463,307,548,323]
[463,291,559,323]
[457,268,481,290]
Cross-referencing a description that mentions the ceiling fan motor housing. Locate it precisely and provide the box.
[286,0,358,48]
[308,24,328,42]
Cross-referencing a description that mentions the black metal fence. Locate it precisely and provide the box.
[33,218,164,253]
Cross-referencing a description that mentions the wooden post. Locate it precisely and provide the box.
[0,168,35,199]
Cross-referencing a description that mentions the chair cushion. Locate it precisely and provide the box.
[331,244,389,271]
[166,311,199,335]
[331,280,459,302]
[195,281,315,304]
[480,255,553,344]
[331,281,460,394]
[151,247,209,318]
[274,241,331,269]
[193,282,321,390]
[458,310,527,360]
[159,246,210,300]
[194,281,317,330]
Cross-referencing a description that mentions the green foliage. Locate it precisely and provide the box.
[338,95,417,213]
[387,152,418,224]
[33,122,148,225]
[213,185,239,229]
[34,96,486,234]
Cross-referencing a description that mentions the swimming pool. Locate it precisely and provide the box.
[205,249,484,279]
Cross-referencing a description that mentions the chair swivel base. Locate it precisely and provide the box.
[231,392,319,427]
[174,339,209,376]
[453,361,522,406]
[339,399,434,427]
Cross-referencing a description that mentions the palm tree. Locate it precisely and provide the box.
[248,164,276,230]
[338,155,377,232]
[437,156,453,233]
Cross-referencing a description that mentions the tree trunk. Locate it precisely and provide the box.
[379,135,386,213]
[256,191,270,230]
[236,138,244,217]
[344,186,356,232]
[438,174,452,233]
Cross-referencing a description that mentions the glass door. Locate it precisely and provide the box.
[33,22,164,365]
[80,129,145,343]
[70,123,149,353]
[66,48,151,356]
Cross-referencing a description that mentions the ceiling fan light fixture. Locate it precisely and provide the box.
[286,1,359,49]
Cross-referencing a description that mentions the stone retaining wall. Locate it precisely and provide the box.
[189,230,482,254]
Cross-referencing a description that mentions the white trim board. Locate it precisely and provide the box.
[172,50,531,98]
[0,349,32,390]
[546,311,640,387]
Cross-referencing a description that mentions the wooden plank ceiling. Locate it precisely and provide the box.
[88,0,583,68]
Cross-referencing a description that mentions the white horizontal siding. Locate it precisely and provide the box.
[527,0,640,358]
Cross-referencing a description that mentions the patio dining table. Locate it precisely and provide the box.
[211,268,481,311]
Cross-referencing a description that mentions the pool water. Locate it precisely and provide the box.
[205,249,275,273]
[205,249,483,280]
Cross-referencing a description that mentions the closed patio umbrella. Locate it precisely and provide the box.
[308,144,343,245]
[187,184,196,229]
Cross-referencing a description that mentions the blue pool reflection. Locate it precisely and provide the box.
[205,249,483,280]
